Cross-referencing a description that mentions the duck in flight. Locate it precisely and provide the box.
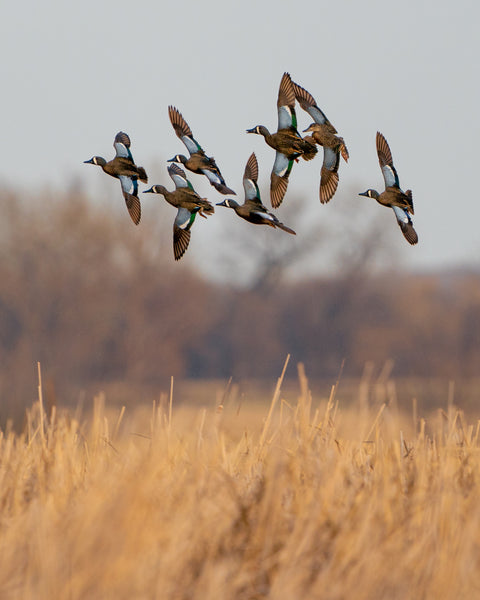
[292,80,348,204]
[84,131,147,225]
[247,72,317,208]
[217,152,295,234]
[143,163,214,260]
[167,106,235,195]
[359,132,418,245]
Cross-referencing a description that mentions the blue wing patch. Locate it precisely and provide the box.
[168,164,190,189]
[392,205,411,224]
[181,135,202,156]
[278,105,294,130]
[307,104,329,125]
[175,207,196,230]
[202,169,221,187]
[119,175,138,195]
[243,177,258,201]
[273,151,290,177]
[323,147,339,172]
[381,164,400,188]
[114,142,132,160]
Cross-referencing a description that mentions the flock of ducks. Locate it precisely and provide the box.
[84,72,418,261]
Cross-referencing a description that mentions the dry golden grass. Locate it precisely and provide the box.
[1,361,480,599]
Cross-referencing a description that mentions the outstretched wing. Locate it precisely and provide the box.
[188,153,235,195]
[201,166,235,194]
[119,175,141,225]
[392,205,418,245]
[277,72,297,131]
[244,152,258,184]
[168,163,193,190]
[173,207,196,260]
[270,151,293,208]
[376,131,400,188]
[168,106,202,156]
[242,152,262,205]
[292,82,336,130]
[114,131,133,160]
[319,147,341,204]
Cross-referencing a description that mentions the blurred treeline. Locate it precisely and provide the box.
[0,187,479,420]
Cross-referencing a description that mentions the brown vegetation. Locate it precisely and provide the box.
[0,187,479,424]
[0,366,479,599]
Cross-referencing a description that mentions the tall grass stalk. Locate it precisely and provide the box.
[0,367,479,598]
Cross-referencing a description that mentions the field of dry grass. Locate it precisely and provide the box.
[1,360,480,599]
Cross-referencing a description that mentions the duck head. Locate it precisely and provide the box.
[303,123,321,133]
[359,189,379,200]
[143,185,167,195]
[246,125,269,137]
[216,198,239,209]
[167,154,187,164]
[84,156,106,167]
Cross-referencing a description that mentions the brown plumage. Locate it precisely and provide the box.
[374,132,414,213]
[247,72,317,208]
[84,131,147,225]
[359,132,418,245]
[168,106,235,195]
[292,81,348,204]
[217,153,296,234]
[143,164,214,260]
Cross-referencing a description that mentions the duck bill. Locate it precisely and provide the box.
[246,127,256,134]
[83,158,94,164]
[358,191,369,197]
[216,200,227,207]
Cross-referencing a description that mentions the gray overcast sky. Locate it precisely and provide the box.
[1,0,478,278]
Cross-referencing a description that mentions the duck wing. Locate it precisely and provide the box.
[376,131,400,188]
[242,152,262,204]
[277,72,298,132]
[392,205,418,245]
[270,151,293,208]
[119,175,141,225]
[114,131,134,161]
[319,147,341,204]
[167,162,194,190]
[201,160,236,195]
[172,207,197,260]
[292,82,336,131]
[168,106,203,156]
